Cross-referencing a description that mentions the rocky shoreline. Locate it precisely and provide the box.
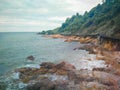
[15,60,120,90]
[4,34,120,90]
[42,34,120,89]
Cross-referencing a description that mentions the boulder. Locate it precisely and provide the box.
[39,61,76,75]
[55,61,76,71]
[55,62,66,69]
[40,62,55,69]
[26,78,55,90]
[16,61,76,83]
[26,55,35,61]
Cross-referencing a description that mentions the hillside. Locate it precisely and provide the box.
[40,0,120,38]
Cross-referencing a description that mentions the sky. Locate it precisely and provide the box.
[0,0,102,32]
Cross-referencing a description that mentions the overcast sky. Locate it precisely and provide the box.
[0,0,102,32]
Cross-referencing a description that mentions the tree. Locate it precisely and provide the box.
[76,13,79,16]
[102,0,105,3]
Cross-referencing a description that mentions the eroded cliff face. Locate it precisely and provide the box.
[102,41,120,51]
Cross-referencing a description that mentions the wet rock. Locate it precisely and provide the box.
[39,61,75,75]
[15,67,38,74]
[92,67,106,71]
[26,78,69,90]
[55,61,66,69]
[36,67,48,74]
[26,78,55,90]
[16,61,75,83]
[56,69,68,75]
[15,67,40,83]
[55,61,76,71]
[26,55,35,61]
[48,68,57,73]
[78,44,97,54]
[54,84,68,90]
[40,62,55,69]
[0,82,6,90]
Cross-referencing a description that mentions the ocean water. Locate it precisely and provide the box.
[0,32,82,75]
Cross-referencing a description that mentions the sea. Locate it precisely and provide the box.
[0,32,106,90]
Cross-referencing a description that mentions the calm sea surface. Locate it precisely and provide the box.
[0,32,82,75]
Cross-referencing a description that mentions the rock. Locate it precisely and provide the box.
[36,67,48,74]
[79,82,112,90]
[56,69,68,75]
[50,34,64,39]
[48,68,57,73]
[68,70,120,89]
[68,70,94,83]
[15,67,40,83]
[15,67,38,74]
[16,61,76,83]
[64,39,71,42]
[39,61,75,75]
[78,44,96,54]
[55,62,66,69]
[92,67,106,71]
[63,62,76,71]
[26,78,55,90]
[40,62,55,69]
[55,61,76,71]
[26,78,69,90]
[92,71,120,88]
[64,36,77,42]
[0,82,6,90]
[26,55,35,61]
[16,60,120,90]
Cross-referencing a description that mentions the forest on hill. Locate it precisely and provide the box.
[40,0,120,38]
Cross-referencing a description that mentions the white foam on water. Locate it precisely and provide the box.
[19,64,40,68]
[18,82,27,89]
[11,72,20,79]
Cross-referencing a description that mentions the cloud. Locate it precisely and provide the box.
[0,17,60,27]
[0,0,102,32]
[0,16,61,32]
[48,16,67,22]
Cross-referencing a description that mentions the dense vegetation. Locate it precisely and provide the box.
[40,0,120,38]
